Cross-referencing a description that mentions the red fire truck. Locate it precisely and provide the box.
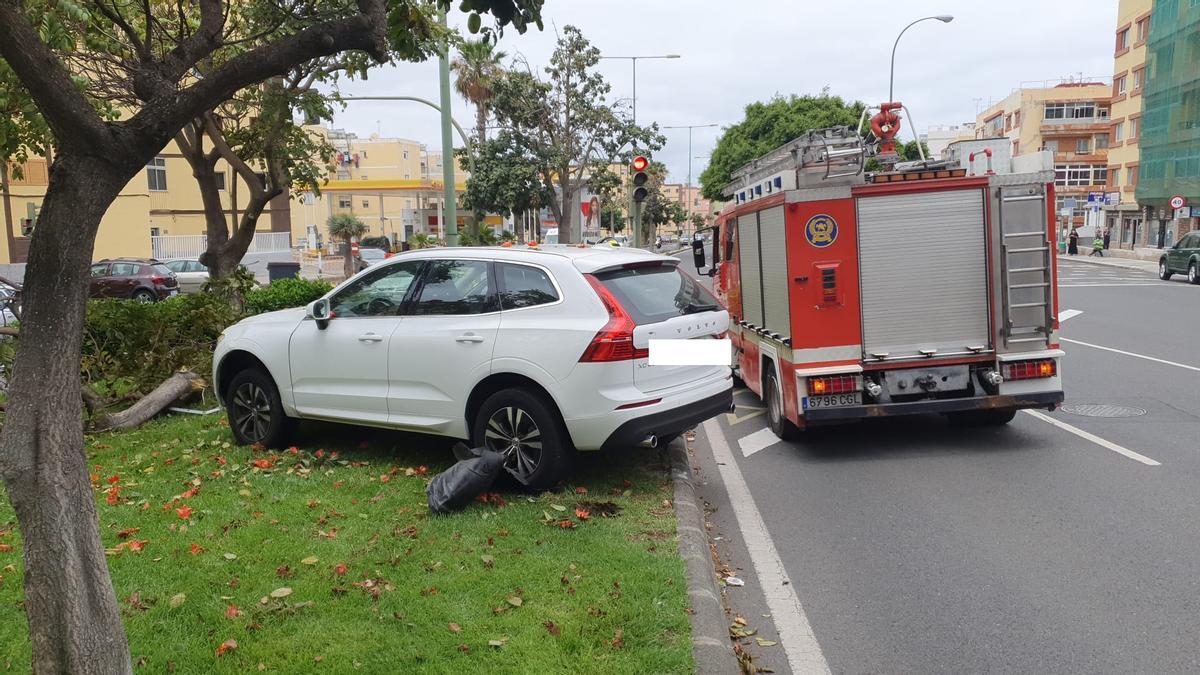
[693,118,1065,439]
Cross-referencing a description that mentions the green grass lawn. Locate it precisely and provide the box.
[0,414,692,674]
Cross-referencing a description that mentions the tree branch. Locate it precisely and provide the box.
[90,0,148,60]
[0,3,114,151]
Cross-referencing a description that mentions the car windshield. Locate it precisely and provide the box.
[361,248,385,260]
[594,263,720,324]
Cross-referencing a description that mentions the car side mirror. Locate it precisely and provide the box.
[692,239,707,271]
[307,298,332,329]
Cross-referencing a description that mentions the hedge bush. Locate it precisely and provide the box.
[243,277,333,315]
[81,293,240,391]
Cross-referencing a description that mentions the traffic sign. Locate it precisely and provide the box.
[1169,195,1187,210]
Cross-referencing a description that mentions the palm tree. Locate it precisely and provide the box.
[451,38,507,144]
[327,213,367,279]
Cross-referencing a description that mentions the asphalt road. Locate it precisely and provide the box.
[676,250,1200,674]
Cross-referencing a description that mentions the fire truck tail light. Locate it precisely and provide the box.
[1002,359,1057,381]
[580,274,649,362]
[807,374,860,396]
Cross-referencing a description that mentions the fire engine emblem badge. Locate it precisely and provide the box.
[805,214,838,248]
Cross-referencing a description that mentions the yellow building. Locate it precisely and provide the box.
[3,145,292,265]
[661,183,722,237]
[976,80,1112,229]
[294,127,470,248]
[1104,0,1152,249]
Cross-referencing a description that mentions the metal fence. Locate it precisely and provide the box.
[151,232,292,259]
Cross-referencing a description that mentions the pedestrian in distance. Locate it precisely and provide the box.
[1068,228,1079,255]
[1103,227,1112,250]
[1090,234,1105,257]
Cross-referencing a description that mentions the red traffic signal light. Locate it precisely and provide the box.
[631,155,649,172]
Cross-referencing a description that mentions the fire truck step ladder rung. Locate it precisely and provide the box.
[1009,282,1049,289]
[1009,266,1048,273]
[1010,301,1046,309]
[1007,336,1049,344]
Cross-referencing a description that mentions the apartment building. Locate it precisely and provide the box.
[1135,0,1200,249]
[1104,0,1153,249]
[660,183,722,237]
[976,80,1112,231]
[2,147,291,265]
[922,123,978,159]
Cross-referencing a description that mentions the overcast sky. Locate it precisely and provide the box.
[327,0,1118,185]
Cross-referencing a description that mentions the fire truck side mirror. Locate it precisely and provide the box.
[692,239,707,271]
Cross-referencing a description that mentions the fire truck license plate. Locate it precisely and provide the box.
[806,393,861,408]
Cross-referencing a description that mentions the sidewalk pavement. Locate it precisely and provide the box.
[1057,252,1160,274]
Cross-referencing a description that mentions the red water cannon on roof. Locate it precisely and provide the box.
[870,102,904,161]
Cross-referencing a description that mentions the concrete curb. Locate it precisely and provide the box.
[669,439,733,673]
[1057,254,1158,273]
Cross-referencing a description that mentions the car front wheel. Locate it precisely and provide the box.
[226,368,295,447]
[1160,259,1173,281]
[473,388,571,491]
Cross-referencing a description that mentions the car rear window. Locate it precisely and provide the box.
[594,264,720,325]
[150,264,173,276]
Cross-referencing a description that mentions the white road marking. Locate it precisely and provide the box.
[1023,410,1161,466]
[1061,337,1200,373]
[1058,309,1083,322]
[726,406,766,426]
[1059,283,1172,288]
[738,427,781,457]
[703,419,831,674]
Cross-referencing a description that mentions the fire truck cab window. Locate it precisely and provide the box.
[595,265,720,324]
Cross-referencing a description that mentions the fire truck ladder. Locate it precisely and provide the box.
[997,187,1054,346]
[723,126,867,196]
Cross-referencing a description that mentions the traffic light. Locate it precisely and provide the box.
[631,155,650,203]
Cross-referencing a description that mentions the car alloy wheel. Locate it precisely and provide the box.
[482,406,542,481]
[1191,264,1198,285]
[231,381,272,444]
[133,289,155,303]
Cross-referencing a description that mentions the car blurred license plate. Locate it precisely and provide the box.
[807,393,860,408]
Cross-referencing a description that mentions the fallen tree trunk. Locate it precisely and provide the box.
[92,371,205,431]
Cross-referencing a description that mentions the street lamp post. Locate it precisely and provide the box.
[600,53,680,248]
[662,123,719,223]
[889,15,954,103]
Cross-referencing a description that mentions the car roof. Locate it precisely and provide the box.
[98,258,162,265]
[384,245,678,274]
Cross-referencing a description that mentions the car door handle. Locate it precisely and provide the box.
[358,333,384,343]
[455,334,485,343]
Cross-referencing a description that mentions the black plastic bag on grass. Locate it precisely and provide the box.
[427,449,505,514]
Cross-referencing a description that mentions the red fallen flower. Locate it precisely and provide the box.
[334,563,348,576]
[574,486,588,495]
[251,459,274,469]
[288,446,300,455]
[379,474,390,483]
[575,507,591,521]
[107,475,120,485]
[215,639,238,657]
[225,605,241,619]
[556,519,577,529]
[90,473,100,484]
[314,449,325,459]
[414,465,429,476]
[117,527,140,539]
[126,540,147,552]
[180,487,199,499]
[176,505,193,520]
[105,486,122,506]
[216,456,228,466]
[189,543,205,555]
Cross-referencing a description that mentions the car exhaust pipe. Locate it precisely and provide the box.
[638,435,658,449]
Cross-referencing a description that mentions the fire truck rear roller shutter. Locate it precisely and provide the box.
[738,212,764,328]
[856,188,991,360]
[757,206,791,339]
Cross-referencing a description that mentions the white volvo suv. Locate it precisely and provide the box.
[214,246,733,489]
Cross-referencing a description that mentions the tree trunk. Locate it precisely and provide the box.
[92,371,204,432]
[476,102,487,146]
[557,177,574,245]
[342,238,356,279]
[0,154,134,674]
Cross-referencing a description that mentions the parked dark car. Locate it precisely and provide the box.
[88,258,179,301]
[1159,232,1200,284]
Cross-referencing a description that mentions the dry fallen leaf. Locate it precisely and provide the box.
[543,621,561,636]
[269,587,292,599]
[168,593,186,608]
[448,622,461,633]
[215,639,238,657]
[300,556,319,565]
[223,553,238,560]
[505,595,523,608]
[480,555,495,568]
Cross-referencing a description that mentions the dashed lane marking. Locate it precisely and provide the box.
[1023,410,1161,466]
[737,427,781,457]
[702,419,831,674]
[1058,309,1083,322]
[1061,337,1200,373]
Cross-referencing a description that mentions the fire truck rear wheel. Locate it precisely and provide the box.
[947,408,1017,427]
[764,368,799,440]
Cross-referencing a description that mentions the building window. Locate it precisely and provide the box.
[1136,18,1149,42]
[1129,166,1139,185]
[1116,76,1128,96]
[214,172,226,191]
[1112,168,1122,186]
[1095,134,1109,149]
[1129,117,1139,140]
[1076,138,1090,154]
[360,200,369,208]
[146,157,167,192]
[985,114,1004,136]
[403,150,409,160]
[1054,164,1106,187]
[360,174,368,180]
[1114,121,1125,142]
[1044,102,1099,120]
[1133,68,1144,91]
[1042,140,1059,152]
[1013,110,1020,127]
[1013,140,1020,155]
[1117,28,1129,51]
[337,196,352,208]
[336,169,350,180]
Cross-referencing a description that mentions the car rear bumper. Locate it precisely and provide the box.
[599,388,733,451]
[802,390,1064,423]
